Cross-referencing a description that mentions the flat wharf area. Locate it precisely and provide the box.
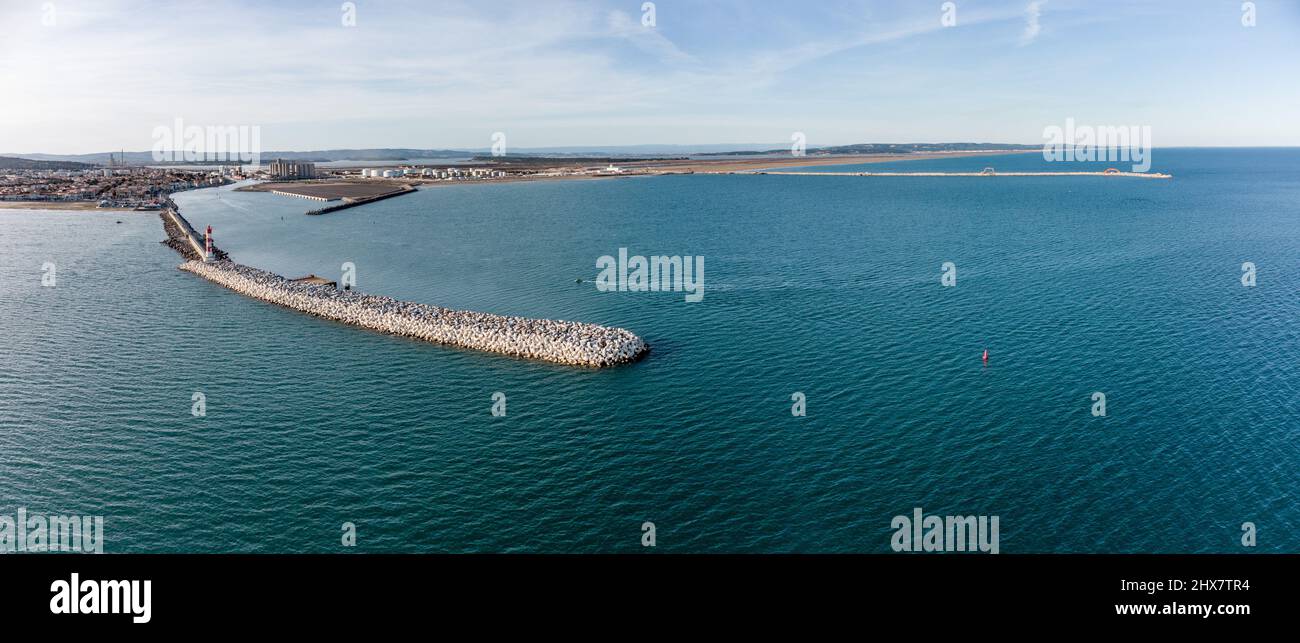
[240,182,409,200]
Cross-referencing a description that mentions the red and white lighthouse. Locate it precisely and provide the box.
[204,225,214,262]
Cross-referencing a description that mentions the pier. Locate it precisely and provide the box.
[304,185,416,215]
[160,203,227,261]
[271,190,336,202]
[159,202,647,367]
[162,206,205,257]
[179,260,648,367]
[247,181,418,215]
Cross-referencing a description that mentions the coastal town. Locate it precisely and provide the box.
[0,164,230,210]
[0,156,655,210]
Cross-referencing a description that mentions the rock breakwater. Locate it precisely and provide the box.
[178,259,648,367]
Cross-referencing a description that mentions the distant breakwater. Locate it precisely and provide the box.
[159,204,647,367]
[734,170,1173,178]
[305,186,416,215]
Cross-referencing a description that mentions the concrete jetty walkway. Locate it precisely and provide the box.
[159,203,228,262]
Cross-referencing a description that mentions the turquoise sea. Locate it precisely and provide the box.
[2,148,1297,552]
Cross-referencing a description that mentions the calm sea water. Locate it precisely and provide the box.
[2,148,1297,552]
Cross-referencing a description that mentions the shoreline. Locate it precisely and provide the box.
[223,150,1043,196]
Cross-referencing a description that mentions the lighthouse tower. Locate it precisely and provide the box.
[204,225,215,263]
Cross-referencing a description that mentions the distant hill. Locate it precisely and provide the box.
[0,156,96,170]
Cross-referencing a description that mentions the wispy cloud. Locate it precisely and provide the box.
[1020,1,1046,45]
[1,0,1296,151]
[605,9,693,63]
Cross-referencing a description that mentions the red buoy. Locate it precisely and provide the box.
[982,349,989,363]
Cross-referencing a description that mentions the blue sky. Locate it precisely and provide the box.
[2,0,1298,153]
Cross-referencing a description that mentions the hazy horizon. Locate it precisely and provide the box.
[11,143,1300,163]
[5,141,1039,158]
[3,0,1299,154]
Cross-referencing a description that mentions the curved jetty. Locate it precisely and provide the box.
[160,201,646,367]
[178,259,648,367]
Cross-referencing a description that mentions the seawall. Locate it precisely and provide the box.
[161,193,647,367]
[178,260,648,367]
[272,190,335,202]
[305,186,416,215]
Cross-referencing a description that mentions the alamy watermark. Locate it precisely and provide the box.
[891,507,999,554]
[1,507,104,553]
[341,261,357,290]
[1042,118,1151,172]
[1091,392,1107,417]
[595,249,704,302]
[151,117,262,165]
[50,573,150,623]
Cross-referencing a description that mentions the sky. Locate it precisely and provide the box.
[1,0,1298,153]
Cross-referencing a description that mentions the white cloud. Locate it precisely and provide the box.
[1021,1,1046,45]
